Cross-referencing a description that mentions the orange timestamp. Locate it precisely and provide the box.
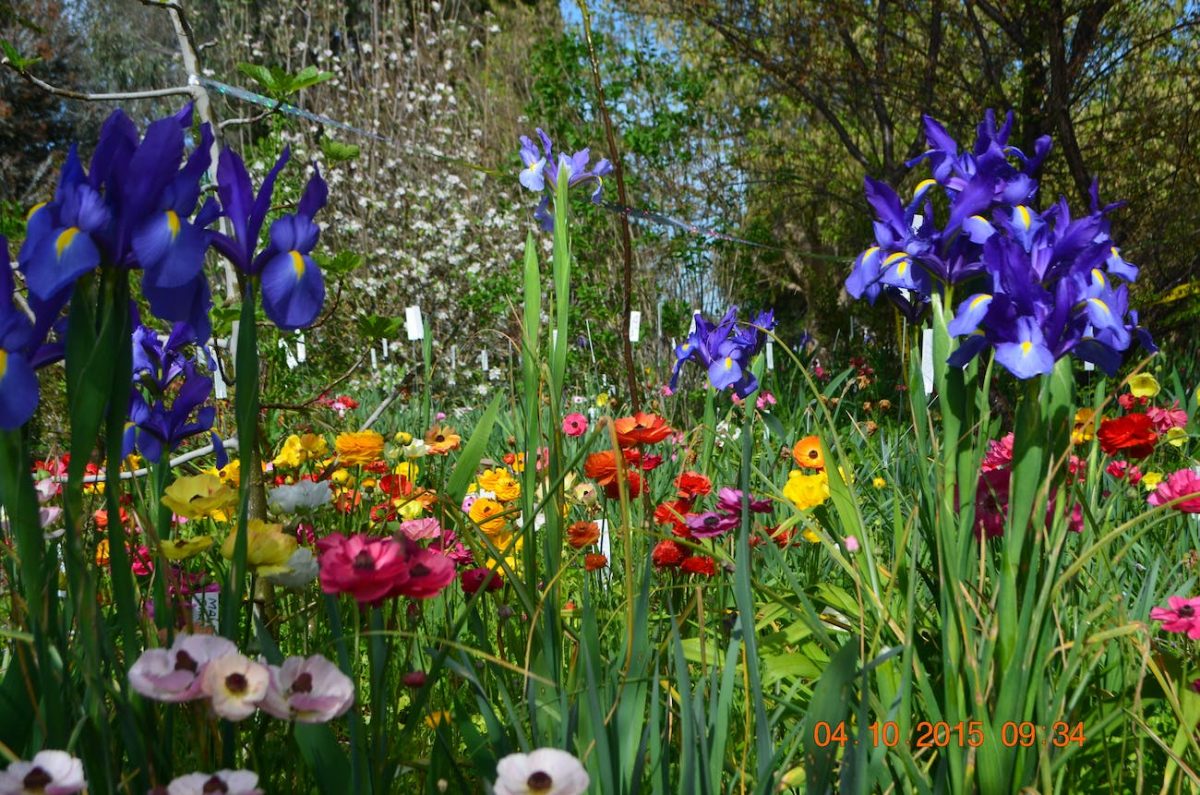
[812,720,1086,749]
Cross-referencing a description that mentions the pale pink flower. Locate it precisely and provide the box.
[259,654,355,723]
[129,633,237,702]
[1147,402,1188,432]
[398,517,442,541]
[494,748,589,795]
[165,770,262,795]
[0,750,85,795]
[200,652,270,721]
[755,391,777,410]
[843,536,860,553]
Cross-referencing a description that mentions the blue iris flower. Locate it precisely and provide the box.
[516,128,613,231]
[670,306,776,398]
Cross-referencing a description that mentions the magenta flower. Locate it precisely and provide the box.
[562,413,589,437]
[431,529,473,566]
[684,511,739,538]
[715,487,773,515]
[1151,596,1200,637]
[1147,402,1188,432]
[394,544,457,599]
[0,750,85,795]
[200,652,270,721]
[259,654,355,723]
[317,533,410,605]
[980,433,1014,472]
[129,633,237,702]
[1147,469,1200,513]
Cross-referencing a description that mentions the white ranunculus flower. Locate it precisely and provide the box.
[166,770,262,795]
[493,748,589,795]
[265,547,319,589]
[267,480,332,514]
[0,749,86,795]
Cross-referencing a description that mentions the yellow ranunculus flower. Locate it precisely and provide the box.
[476,468,520,503]
[1128,373,1160,398]
[801,527,821,543]
[336,430,385,466]
[398,499,425,520]
[206,458,242,486]
[783,470,830,510]
[485,534,523,572]
[162,474,237,520]
[394,462,420,481]
[596,392,610,408]
[1072,408,1096,444]
[872,476,887,490]
[394,431,413,445]
[221,519,297,576]
[298,433,328,458]
[330,468,354,486]
[1141,471,1164,491]
[1166,427,1188,448]
[161,535,215,561]
[95,538,110,567]
[273,435,305,468]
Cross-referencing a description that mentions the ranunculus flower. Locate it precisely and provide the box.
[423,423,461,455]
[160,535,214,562]
[980,433,1014,471]
[0,750,86,795]
[1127,373,1160,398]
[259,654,355,723]
[1150,595,1200,636]
[317,533,410,605]
[161,474,235,520]
[398,517,442,541]
[494,748,589,795]
[393,545,457,599]
[220,520,298,576]
[129,633,238,703]
[200,652,270,721]
[264,547,319,589]
[613,412,673,446]
[460,566,504,594]
[566,521,600,549]
[1147,402,1188,433]
[714,487,772,514]
[1147,469,1200,513]
[164,770,262,795]
[584,553,608,571]
[268,480,332,513]
[783,470,830,510]
[681,555,717,577]
[476,468,521,502]
[792,435,824,470]
[674,471,712,499]
[651,539,685,568]
[561,413,588,437]
[1098,413,1157,459]
[335,430,385,466]
[684,511,738,538]
[469,497,508,536]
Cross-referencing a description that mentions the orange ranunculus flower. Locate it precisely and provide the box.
[1098,413,1157,459]
[792,435,825,470]
[614,412,674,447]
[674,471,711,499]
[424,424,462,455]
[95,538,110,567]
[566,520,601,549]
[584,553,608,571]
[469,497,507,535]
[582,450,642,499]
[335,430,385,466]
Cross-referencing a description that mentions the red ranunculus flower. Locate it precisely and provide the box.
[613,412,674,447]
[680,555,717,577]
[674,471,712,499]
[1097,413,1157,459]
[651,539,685,568]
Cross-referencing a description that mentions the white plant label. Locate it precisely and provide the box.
[1084,361,1095,372]
[766,340,775,371]
[296,333,306,363]
[921,328,934,396]
[213,364,227,400]
[450,344,457,370]
[405,305,424,340]
[370,348,378,370]
[629,311,642,343]
[382,338,390,358]
[480,349,489,372]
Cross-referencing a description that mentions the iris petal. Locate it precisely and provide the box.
[261,250,325,330]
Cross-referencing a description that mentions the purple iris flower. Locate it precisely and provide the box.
[848,110,1152,379]
[671,306,777,398]
[122,359,222,465]
[516,128,612,231]
[211,149,329,330]
[0,240,40,430]
[20,106,219,341]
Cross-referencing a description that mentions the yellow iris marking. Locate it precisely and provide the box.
[166,210,180,239]
[969,214,988,223]
[681,343,690,352]
[913,178,937,197]
[1020,341,1033,356]
[0,349,7,380]
[289,250,306,279]
[1088,297,1110,315]
[969,294,991,310]
[863,246,880,258]
[1110,246,1120,258]
[724,356,734,369]
[1091,268,1106,286]
[896,259,909,277]
[26,202,46,221]
[883,251,907,265]
[1016,205,1031,228]
[55,227,80,259]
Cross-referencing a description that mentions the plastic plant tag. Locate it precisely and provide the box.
[629,311,642,343]
[921,328,934,396]
[766,340,774,371]
[405,305,424,340]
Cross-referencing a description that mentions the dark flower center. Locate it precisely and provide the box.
[23,767,52,789]
[175,650,199,672]
[411,563,430,577]
[435,434,445,443]
[225,672,248,694]
[807,450,819,459]
[353,550,376,571]
[527,770,553,791]
[292,672,314,693]
[202,775,229,793]
[1180,605,1195,618]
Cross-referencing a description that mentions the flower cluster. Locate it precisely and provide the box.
[129,634,354,723]
[583,412,673,499]
[670,306,776,397]
[845,110,1154,378]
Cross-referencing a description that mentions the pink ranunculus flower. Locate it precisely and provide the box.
[1150,595,1200,637]
[1147,469,1200,513]
[394,544,457,598]
[129,633,238,703]
[1147,402,1188,432]
[398,517,442,541]
[980,433,1014,472]
[562,413,589,437]
[165,770,262,795]
[756,391,777,410]
[200,652,270,721]
[0,750,86,795]
[259,654,355,723]
[317,533,410,605]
